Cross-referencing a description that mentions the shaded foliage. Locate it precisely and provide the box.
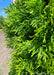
[0,16,5,29]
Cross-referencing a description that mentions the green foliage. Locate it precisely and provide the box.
[3,0,54,75]
[0,16,5,29]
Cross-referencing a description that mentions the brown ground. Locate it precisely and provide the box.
[0,29,11,75]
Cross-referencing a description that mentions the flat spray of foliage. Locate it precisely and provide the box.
[3,0,54,75]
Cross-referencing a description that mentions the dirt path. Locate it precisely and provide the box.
[0,29,11,75]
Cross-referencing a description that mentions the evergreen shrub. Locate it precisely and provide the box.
[3,0,54,75]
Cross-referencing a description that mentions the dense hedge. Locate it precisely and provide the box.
[3,0,54,75]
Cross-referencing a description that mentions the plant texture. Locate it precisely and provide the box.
[0,16,5,29]
[3,0,54,75]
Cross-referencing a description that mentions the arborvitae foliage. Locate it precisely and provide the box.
[3,0,54,75]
